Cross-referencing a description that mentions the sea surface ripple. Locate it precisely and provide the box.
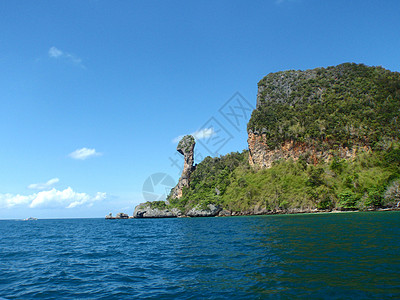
[0,211,399,299]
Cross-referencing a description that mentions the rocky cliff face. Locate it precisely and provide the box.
[169,135,196,199]
[247,64,384,168]
[247,131,370,168]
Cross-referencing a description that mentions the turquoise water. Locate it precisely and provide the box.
[0,211,399,299]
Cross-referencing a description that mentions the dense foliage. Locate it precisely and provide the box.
[168,145,400,213]
[170,151,249,210]
[248,63,400,150]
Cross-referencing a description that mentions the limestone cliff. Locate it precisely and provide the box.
[169,135,196,199]
[248,131,370,168]
[246,63,397,168]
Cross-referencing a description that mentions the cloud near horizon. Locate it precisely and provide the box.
[173,128,216,143]
[0,188,106,209]
[69,148,102,160]
[48,46,85,68]
[28,178,59,190]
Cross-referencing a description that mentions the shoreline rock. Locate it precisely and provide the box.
[131,203,399,219]
[132,203,222,218]
[216,206,400,217]
[186,204,221,217]
[133,203,182,218]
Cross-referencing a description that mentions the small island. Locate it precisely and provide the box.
[105,212,130,219]
[133,63,400,218]
[23,217,38,221]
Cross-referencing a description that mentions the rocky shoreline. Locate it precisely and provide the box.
[131,202,400,219]
[132,203,222,218]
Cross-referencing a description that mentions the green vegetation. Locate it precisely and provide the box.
[167,144,400,213]
[177,151,249,211]
[148,201,168,210]
[248,63,400,150]
[163,63,400,214]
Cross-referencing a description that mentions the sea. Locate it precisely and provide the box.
[0,211,399,299]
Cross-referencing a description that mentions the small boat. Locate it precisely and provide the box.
[23,217,38,221]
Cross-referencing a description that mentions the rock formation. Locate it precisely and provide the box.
[169,135,196,199]
[132,202,222,218]
[186,204,222,217]
[105,212,130,219]
[133,203,182,218]
[247,131,370,168]
[132,134,221,218]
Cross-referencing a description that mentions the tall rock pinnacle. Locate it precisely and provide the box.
[170,135,195,199]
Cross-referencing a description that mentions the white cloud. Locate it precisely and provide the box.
[172,135,184,143]
[48,46,63,58]
[30,187,106,209]
[172,128,216,143]
[0,193,34,208]
[48,46,85,68]
[69,148,102,160]
[193,128,216,140]
[0,188,106,209]
[28,178,59,190]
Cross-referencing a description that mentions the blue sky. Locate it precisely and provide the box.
[0,0,399,219]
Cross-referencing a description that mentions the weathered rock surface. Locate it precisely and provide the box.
[248,131,371,168]
[133,203,221,218]
[133,203,182,218]
[170,135,196,199]
[186,204,221,217]
[218,209,232,217]
[131,204,400,218]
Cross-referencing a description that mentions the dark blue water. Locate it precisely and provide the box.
[1,212,399,299]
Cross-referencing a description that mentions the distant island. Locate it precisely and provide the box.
[133,63,400,218]
[105,213,130,219]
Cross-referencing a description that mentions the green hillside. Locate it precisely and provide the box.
[164,63,400,214]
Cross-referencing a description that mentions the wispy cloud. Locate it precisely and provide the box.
[0,188,106,209]
[48,46,63,58]
[172,128,216,143]
[48,46,85,68]
[69,148,102,160]
[28,178,59,191]
[193,128,215,140]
